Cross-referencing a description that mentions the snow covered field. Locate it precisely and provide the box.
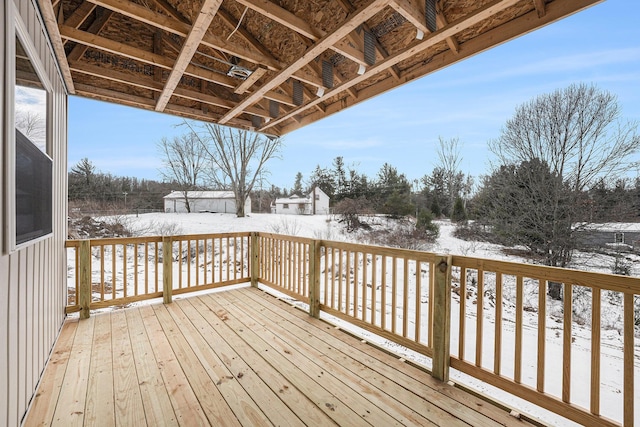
[74,212,639,426]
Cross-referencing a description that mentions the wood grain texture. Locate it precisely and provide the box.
[27,287,537,427]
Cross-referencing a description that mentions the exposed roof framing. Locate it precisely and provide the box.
[38,0,602,136]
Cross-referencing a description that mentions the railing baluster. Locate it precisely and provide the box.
[134,243,138,296]
[162,236,172,304]
[515,275,523,384]
[475,269,484,367]
[494,272,502,375]
[391,256,397,335]
[562,283,572,403]
[590,286,600,415]
[331,247,337,309]
[428,260,434,348]
[623,293,634,427]
[345,251,351,316]
[112,244,116,300]
[372,255,378,327]
[459,266,466,359]
[353,252,359,319]
[123,244,127,298]
[100,245,105,302]
[195,238,200,286]
[414,260,420,342]
[537,278,546,393]
[380,255,386,330]
[362,253,368,322]
[144,242,149,295]
[403,257,409,338]
[432,254,452,382]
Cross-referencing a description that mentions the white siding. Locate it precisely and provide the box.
[1,1,68,425]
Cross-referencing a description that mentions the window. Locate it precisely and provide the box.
[6,24,53,251]
[283,203,289,209]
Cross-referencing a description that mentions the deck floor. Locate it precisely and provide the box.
[25,286,534,426]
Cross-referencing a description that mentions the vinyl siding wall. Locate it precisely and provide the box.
[1,0,68,425]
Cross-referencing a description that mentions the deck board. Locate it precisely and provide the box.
[24,286,536,427]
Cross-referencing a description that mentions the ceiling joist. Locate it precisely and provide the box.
[155,0,223,111]
[37,0,601,134]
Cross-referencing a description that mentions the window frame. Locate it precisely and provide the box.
[4,6,54,253]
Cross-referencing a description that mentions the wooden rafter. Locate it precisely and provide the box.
[37,0,601,134]
[85,0,281,70]
[155,0,223,111]
[263,0,522,132]
[234,67,267,94]
[278,0,600,134]
[219,0,391,124]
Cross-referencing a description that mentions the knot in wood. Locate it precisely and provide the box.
[437,259,448,273]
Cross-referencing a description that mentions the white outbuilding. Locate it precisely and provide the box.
[272,187,330,215]
[164,191,251,214]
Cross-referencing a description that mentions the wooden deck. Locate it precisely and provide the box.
[25,286,536,426]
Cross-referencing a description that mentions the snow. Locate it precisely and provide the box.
[72,212,640,426]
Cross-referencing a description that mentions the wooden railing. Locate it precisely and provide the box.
[449,256,638,427]
[66,232,638,426]
[65,232,251,317]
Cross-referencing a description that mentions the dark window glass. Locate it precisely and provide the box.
[15,129,52,245]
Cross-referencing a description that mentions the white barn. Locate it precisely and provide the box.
[164,191,251,214]
[272,188,330,215]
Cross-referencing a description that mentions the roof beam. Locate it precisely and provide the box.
[59,25,238,88]
[219,0,391,124]
[85,0,281,70]
[155,0,223,112]
[35,0,75,92]
[234,67,267,94]
[74,82,268,132]
[263,0,522,131]
[70,61,272,118]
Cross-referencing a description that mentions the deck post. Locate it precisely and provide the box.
[78,240,92,319]
[309,240,321,318]
[251,232,259,287]
[432,254,452,382]
[162,236,173,304]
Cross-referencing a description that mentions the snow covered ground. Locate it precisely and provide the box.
[78,212,639,426]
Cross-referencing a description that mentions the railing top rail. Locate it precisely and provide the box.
[452,254,640,294]
[65,231,252,247]
[255,232,314,244]
[320,239,440,261]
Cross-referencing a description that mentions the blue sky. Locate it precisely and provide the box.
[69,0,640,190]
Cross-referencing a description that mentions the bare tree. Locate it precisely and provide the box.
[157,132,208,213]
[487,83,640,299]
[490,83,639,192]
[186,122,282,217]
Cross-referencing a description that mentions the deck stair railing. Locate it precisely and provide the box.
[66,232,639,427]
